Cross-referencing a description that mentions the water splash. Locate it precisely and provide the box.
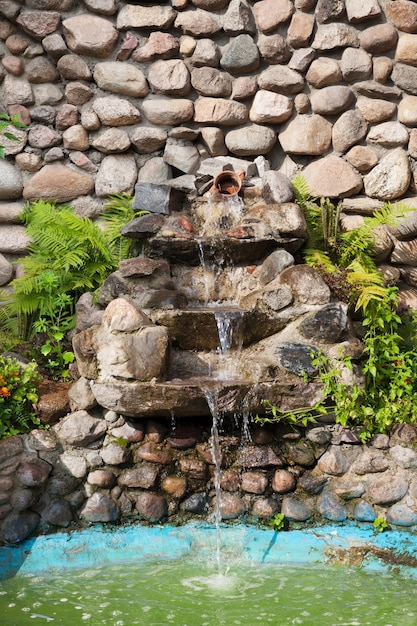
[214,309,244,380]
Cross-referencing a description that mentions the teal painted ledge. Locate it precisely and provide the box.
[1,522,417,581]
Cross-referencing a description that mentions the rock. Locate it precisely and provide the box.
[345,0,381,22]
[132,31,179,62]
[0,253,13,286]
[42,500,73,527]
[225,124,276,156]
[355,97,397,124]
[386,502,417,526]
[117,4,176,30]
[17,459,52,487]
[389,444,417,469]
[317,445,356,475]
[299,302,349,343]
[95,154,137,197]
[353,500,376,522]
[93,62,148,97]
[35,380,71,425]
[0,157,25,200]
[68,377,97,411]
[174,9,221,36]
[252,497,280,518]
[194,97,248,126]
[363,149,411,200]
[80,492,119,522]
[218,492,247,519]
[180,493,208,513]
[56,54,91,81]
[306,57,342,87]
[253,0,294,33]
[391,64,417,95]
[142,97,194,125]
[23,164,94,202]
[130,127,167,153]
[398,95,417,125]
[279,114,332,155]
[367,121,409,147]
[191,67,232,97]
[288,14,315,48]
[271,468,296,493]
[134,492,167,522]
[62,14,118,57]
[163,138,200,174]
[258,34,291,63]
[317,491,348,522]
[241,471,268,493]
[312,23,360,50]
[0,225,30,254]
[368,474,409,504]
[92,96,141,126]
[340,47,372,82]
[315,0,345,23]
[17,10,60,39]
[0,511,40,544]
[384,0,417,34]
[236,445,284,467]
[281,496,312,521]
[220,33,260,74]
[258,65,304,94]
[133,182,184,215]
[311,85,354,114]
[302,155,363,197]
[148,59,190,96]
[262,171,294,203]
[332,110,368,153]
[250,90,293,124]
[54,410,108,446]
[92,128,130,154]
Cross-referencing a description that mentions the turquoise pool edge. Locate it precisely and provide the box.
[1,522,417,580]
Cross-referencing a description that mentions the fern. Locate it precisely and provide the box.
[0,200,119,339]
[292,177,414,314]
[101,192,148,262]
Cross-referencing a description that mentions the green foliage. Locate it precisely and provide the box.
[292,176,413,314]
[0,355,40,438]
[101,192,148,262]
[0,200,118,340]
[269,513,286,531]
[373,517,389,533]
[0,113,26,159]
[257,399,321,428]
[257,287,417,441]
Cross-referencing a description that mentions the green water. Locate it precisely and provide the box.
[0,557,415,626]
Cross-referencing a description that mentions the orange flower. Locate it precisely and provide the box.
[0,387,10,397]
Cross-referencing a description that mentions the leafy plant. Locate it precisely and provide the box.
[269,512,286,531]
[0,113,26,159]
[0,355,40,438]
[373,516,390,533]
[292,175,412,314]
[101,192,148,262]
[0,200,118,340]
[258,399,321,428]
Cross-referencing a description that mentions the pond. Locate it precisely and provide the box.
[1,523,417,626]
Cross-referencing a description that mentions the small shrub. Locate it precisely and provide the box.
[0,355,41,438]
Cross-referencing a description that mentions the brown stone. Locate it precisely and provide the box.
[161,475,187,498]
[385,1,417,34]
[135,442,172,465]
[17,11,60,39]
[35,380,71,426]
[272,468,296,493]
[23,163,94,202]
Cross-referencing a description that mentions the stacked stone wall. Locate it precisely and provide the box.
[2,1,417,301]
[2,415,417,544]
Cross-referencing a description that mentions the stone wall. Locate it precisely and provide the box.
[2,412,417,545]
[3,1,417,303]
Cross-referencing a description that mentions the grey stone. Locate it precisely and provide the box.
[180,493,209,513]
[363,149,411,200]
[387,502,417,527]
[95,154,137,197]
[262,171,294,203]
[54,411,107,446]
[80,492,119,522]
[281,496,312,521]
[353,500,376,522]
[42,500,73,527]
[0,253,13,286]
[225,125,276,156]
[163,138,200,174]
[317,491,348,521]
[368,474,409,504]
[0,511,40,544]
[133,182,185,215]
[220,34,260,75]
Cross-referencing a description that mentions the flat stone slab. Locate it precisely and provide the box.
[89,378,317,418]
[148,235,304,265]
